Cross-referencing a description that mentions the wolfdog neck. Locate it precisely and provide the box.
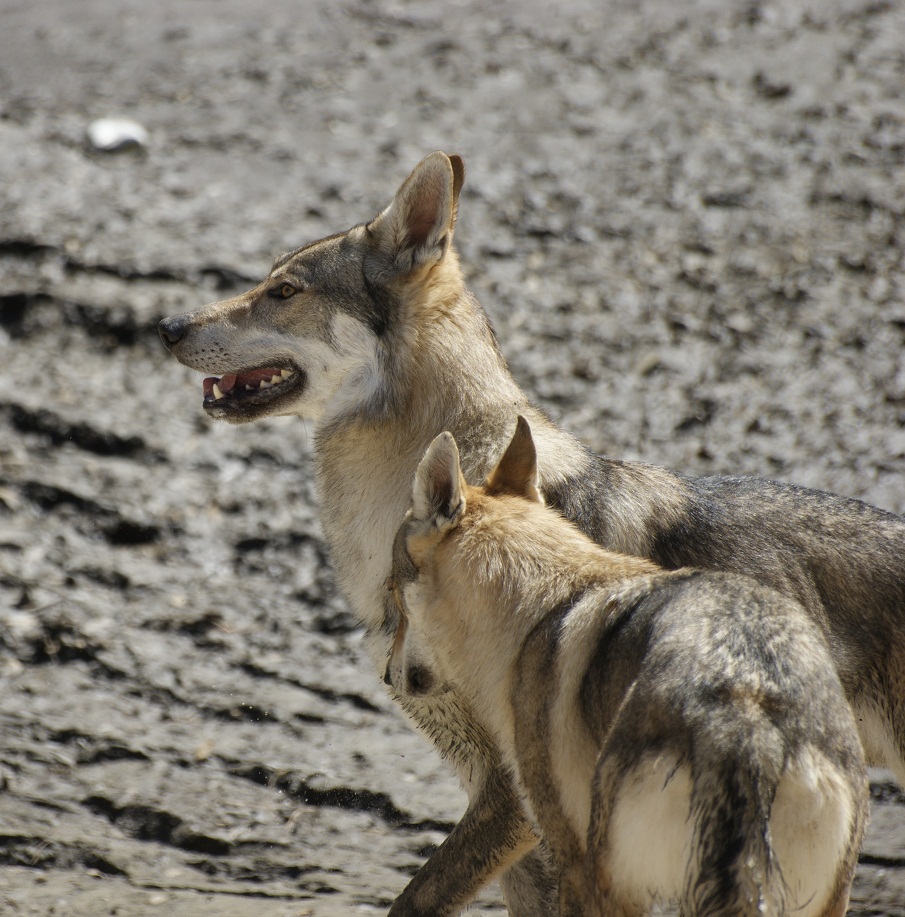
[451,492,660,637]
[313,278,545,642]
[430,487,656,744]
[429,494,658,748]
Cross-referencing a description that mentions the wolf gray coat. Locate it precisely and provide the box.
[387,419,868,917]
[159,152,903,916]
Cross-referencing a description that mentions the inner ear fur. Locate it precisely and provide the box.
[412,431,467,526]
[485,416,541,502]
[366,152,464,280]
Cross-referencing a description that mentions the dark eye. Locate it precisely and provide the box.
[406,664,434,695]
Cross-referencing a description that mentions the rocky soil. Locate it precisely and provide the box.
[0,0,904,914]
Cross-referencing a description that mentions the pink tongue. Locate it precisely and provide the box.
[219,373,238,394]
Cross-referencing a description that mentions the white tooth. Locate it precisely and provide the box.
[280,369,292,379]
[212,383,224,400]
[259,380,272,389]
[270,374,281,385]
[245,384,254,391]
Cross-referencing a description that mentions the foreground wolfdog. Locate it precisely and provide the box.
[159,152,903,916]
[386,418,868,917]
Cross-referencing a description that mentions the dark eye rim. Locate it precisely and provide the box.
[269,282,301,299]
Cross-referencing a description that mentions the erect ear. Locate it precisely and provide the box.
[366,152,465,280]
[485,416,541,503]
[412,431,466,528]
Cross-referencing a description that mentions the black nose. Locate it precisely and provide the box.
[158,316,186,350]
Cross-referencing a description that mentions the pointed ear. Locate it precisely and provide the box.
[366,152,464,280]
[412,432,466,528]
[485,416,541,502]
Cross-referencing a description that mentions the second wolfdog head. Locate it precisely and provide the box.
[385,416,588,704]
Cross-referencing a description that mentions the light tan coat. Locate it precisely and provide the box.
[388,419,868,917]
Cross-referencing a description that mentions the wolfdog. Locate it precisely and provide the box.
[386,418,868,916]
[159,152,903,916]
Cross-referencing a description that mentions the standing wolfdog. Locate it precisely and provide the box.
[159,152,904,916]
[386,418,868,917]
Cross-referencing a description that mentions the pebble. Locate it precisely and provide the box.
[86,117,149,152]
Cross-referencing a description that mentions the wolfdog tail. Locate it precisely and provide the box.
[687,732,862,917]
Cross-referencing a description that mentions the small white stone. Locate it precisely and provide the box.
[87,117,149,152]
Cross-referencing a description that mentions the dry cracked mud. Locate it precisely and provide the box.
[1,0,904,914]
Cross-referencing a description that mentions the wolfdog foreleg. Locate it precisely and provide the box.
[389,766,555,917]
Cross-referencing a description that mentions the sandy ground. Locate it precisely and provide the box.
[1,0,904,914]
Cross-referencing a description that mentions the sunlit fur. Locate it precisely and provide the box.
[160,151,903,917]
[390,423,868,917]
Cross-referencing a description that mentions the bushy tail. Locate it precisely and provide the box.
[685,746,784,917]
[686,737,864,917]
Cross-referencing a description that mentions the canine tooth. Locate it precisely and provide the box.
[280,369,292,379]
[212,383,224,400]
[259,380,272,389]
[270,374,282,385]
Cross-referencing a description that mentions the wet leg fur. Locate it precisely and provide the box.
[386,767,544,917]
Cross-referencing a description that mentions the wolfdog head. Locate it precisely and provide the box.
[158,152,465,425]
[385,417,543,698]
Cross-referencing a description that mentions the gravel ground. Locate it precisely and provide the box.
[0,0,904,914]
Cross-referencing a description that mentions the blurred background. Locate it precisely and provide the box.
[0,0,903,914]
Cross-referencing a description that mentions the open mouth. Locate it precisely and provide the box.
[201,365,305,418]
